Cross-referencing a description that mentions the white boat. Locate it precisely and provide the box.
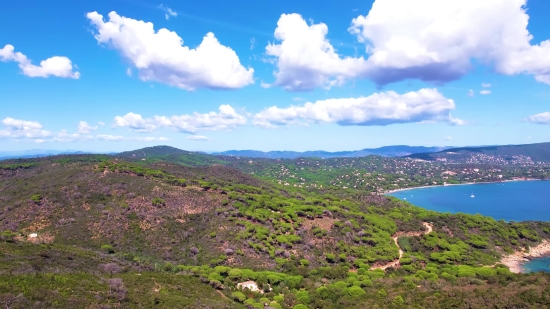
[470,192,475,198]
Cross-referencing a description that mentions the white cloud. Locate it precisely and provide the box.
[98,121,106,126]
[250,37,256,50]
[480,90,491,95]
[445,136,453,140]
[265,13,368,91]
[187,135,210,141]
[96,134,124,141]
[526,112,550,124]
[129,136,169,142]
[253,88,465,128]
[113,105,247,133]
[467,89,474,97]
[0,117,52,140]
[53,130,82,142]
[114,112,158,133]
[158,4,177,20]
[86,11,254,90]
[126,68,132,76]
[349,0,550,86]
[0,44,79,78]
[482,83,491,87]
[77,121,98,134]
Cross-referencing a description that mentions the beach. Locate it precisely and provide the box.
[500,240,550,273]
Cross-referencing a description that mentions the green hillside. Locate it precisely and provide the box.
[408,142,550,164]
[1,154,550,308]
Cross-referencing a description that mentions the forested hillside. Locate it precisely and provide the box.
[1,153,550,308]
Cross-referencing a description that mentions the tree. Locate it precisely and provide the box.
[231,291,246,303]
[99,263,122,278]
[392,295,404,306]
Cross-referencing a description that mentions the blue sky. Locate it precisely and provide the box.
[1,0,550,153]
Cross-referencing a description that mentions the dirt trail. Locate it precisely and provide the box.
[371,222,433,271]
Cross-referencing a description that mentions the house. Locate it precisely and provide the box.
[237,280,260,292]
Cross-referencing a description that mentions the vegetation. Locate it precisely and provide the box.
[0,150,550,308]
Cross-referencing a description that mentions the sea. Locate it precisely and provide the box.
[387,180,550,273]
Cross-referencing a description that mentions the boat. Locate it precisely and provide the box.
[470,192,475,198]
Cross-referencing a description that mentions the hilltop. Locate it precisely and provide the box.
[407,142,550,164]
[1,153,550,308]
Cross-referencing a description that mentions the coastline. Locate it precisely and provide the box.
[383,178,542,195]
[500,240,550,273]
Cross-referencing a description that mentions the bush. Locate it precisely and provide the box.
[30,194,42,204]
[152,197,166,207]
[392,295,405,306]
[347,286,366,297]
[232,291,246,303]
[101,244,114,254]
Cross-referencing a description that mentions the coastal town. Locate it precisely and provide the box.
[224,155,550,193]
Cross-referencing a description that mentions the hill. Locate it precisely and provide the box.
[1,153,550,308]
[117,145,230,166]
[215,145,452,159]
[407,142,550,164]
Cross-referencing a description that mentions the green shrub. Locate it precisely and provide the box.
[231,291,246,303]
[152,197,166,207]
[346,286,366,297]
[30,194,42,203]
[101,244,114,254]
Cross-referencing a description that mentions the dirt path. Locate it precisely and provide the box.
[371,222,433,271]
[216,290,229,300]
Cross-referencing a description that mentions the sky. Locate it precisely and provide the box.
[1,0,550,153]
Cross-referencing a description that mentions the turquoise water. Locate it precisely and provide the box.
[523,257,550,273]
[387,180,550,273]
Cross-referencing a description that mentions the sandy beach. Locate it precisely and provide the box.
[500,240,550,273]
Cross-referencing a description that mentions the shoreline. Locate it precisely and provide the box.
[383,178,542,195]
[500,240,550,273]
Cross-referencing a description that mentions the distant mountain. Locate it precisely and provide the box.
[214,145,453,159]
[407,142,550,163]
[0,149,97,161]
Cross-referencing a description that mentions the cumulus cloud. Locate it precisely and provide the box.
[86,11,254,90]
[77,121,98,134]
[113,105,247,133]
[253,88,464,128]
[348,0,550,86]
[187,135,210,141]
[445,136,453,140]
[0,117,52,140]
[467,89,474,97]
[0,44,79,78]
[526,112,550,124]
[480,90,491,95]
[158,4,177,20]
[265,13,368,91]
[482,83,491,88]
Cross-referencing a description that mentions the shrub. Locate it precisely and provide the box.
[392,295,405,306]
[30,194,42,204]
[101,244,115,254]
[347,286,366,297]
[152,197,166,207]
[231,291,246,303]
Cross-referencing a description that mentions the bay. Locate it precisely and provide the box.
[387,180,550,273]
[387,180,550,222]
